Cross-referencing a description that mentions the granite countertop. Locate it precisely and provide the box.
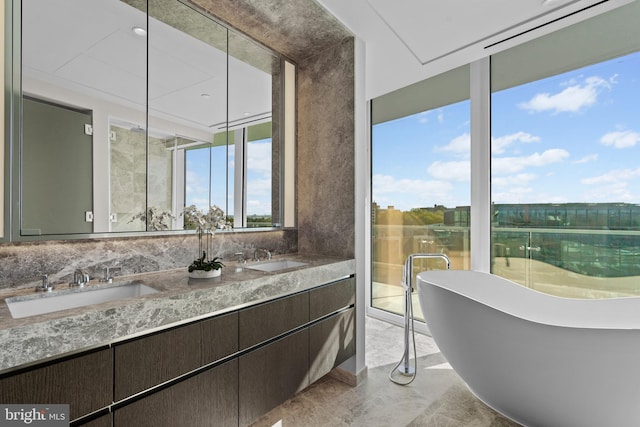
[0,254,355,373]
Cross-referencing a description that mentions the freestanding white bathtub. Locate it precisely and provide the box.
[417,269,640,427]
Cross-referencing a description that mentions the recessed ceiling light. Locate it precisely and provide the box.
[201,93,211,99]
[132,26,147,37]
[243,112,251,116]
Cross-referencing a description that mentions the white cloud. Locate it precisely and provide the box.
[492,149,569,175]
[247,178,272,197]
[436,133,470,155]
[518,76,610,114]
[492,173,537,188]
[186,197,210,212]
[185,170,209,208]
[427,161,470,182]
[580,183,635,202]
[417,111,431,124]
[573,154,598,164]
[435,131,540,157]
[581,168,640,185]
[492,187,533,203]
[248,141,272,176]
[600,130,640,149]
[492,188,569,205]
[492,132,540,154]
[372,174,457,211]
[373,174,453,194]
[246,198,271,215]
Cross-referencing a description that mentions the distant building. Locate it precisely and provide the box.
[445,203,640,230]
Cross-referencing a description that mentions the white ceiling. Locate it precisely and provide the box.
[317,0,635,99]
[22,0,272,136]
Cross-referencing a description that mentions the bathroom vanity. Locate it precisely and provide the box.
[0,256,355,426]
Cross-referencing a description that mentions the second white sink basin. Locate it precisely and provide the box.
[246,260,308,272]
[6,282,158,319]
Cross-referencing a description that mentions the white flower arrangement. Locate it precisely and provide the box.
[183,204,232,231]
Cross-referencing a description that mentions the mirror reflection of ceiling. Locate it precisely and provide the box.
[22,0,273,133]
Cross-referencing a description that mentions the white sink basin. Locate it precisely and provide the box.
[245,260,308,272]
[5,282,158,319]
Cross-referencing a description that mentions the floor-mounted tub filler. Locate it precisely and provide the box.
[388,253,450,386]
[417,270,640,427]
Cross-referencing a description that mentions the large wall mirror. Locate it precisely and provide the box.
[10,0,288,239]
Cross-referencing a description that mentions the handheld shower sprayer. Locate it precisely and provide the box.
[389,253,450,386]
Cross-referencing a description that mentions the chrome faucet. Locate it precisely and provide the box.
[99,266,121,283]
[71,269,90,287]
[36,274,54,292]
[253,248,272,261]
[234,252,246,272]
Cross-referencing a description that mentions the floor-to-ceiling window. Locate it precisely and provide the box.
[490,1,640,297]
[371,65,470,319]
[369,1,640,326]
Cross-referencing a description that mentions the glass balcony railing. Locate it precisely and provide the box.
[492,227,640,299]
[372,224,640,319]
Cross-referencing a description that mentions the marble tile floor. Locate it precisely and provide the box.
[250,317,521,427]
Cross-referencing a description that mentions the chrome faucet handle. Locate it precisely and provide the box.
[36,274,54,292]
[100,266,121,283]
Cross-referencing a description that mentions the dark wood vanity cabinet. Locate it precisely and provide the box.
[1,275,355,427]
[238,330,310,426]
[0,347,113,421]
[80,414,113,427]
[309,277,355,319]
[308,277,356,383]
[113,360,238,427]
[309,308,356,383]
[114,322,202,401]
[237,277,356,426]
[239,292,309,350]
[114,312,238,401]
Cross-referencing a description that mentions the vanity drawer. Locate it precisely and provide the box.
[239,292,309,350]
[114,359,238,427]
[114,312,238,401]
[201,312,238,364]
[309,277,355,320]
[309,307,356,383]
[0,347,113,421]
[114,322,202,401]
[238,329,309,426]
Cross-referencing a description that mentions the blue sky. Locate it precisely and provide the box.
[373,51,640,212]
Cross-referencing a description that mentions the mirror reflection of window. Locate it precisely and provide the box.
[146,0,228,232]
[229,31,279,228]
[15,0,284,238]
[246,124,273,228]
